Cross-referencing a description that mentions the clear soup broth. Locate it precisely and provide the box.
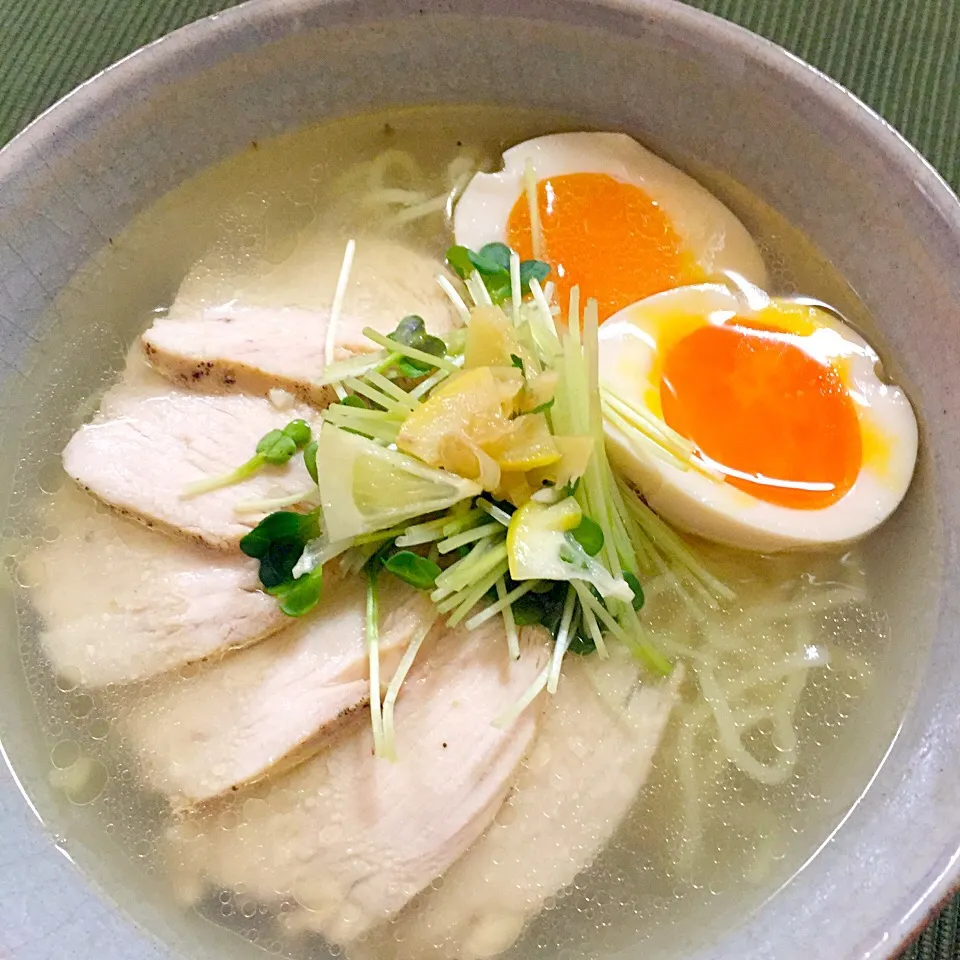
[0,106,920,960]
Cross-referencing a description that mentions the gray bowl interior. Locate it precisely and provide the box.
[1,1,959,958]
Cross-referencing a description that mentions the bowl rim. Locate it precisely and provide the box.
[1,1,959,958]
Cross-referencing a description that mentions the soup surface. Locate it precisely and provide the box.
[0,106,920,960]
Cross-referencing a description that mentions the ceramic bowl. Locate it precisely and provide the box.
[1,1,959,958]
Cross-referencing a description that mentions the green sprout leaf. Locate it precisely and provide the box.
[623,571,645,611]
[268,566,324,617]
[239,509,322,589]
[283,419,312,448]
[303,439,319,485]
[468,247,509,275]
[394,357,431,378]
[476,242,513,272]
[445,244,550,306]
[386,315,447,377]
[388,315,446,358]
[182,418,314,496]
[495,581,571,633]
[511,591,547,626]
[567,629,597,657]
[519,259,551,290]
[256,429,297,465]
[256,419,313,465]
[485,273,512,305]
[363,540,396,581]
[510,353,526,376]
[446,245,474,279]
[383,550,442,590]
[571,515,604,557]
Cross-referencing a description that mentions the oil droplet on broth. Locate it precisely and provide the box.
[88,717,111,740]
[49,755,109,805]
[14,558,42,590]
[70,693,95,718]
[50,739,80,769]
[37,461,65,495]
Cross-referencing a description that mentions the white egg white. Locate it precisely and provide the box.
[598,283,918,552]
[453,131,768,287]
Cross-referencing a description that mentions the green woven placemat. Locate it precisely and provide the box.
[0,0,956,957]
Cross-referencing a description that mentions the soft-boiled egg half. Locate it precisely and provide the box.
[598,283,918,551]
[454,131,768,321]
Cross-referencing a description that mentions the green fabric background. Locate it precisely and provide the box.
[0,0,956,956]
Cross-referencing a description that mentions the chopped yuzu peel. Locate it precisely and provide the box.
[397,348,562,506]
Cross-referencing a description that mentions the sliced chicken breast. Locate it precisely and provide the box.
[62,373,317,550]
[143,237,459,405]
[142,300,456,406]
[22,485,286,688]
[166,621,549,945]
[142,307,340,405]
[168,236,459,335]
[123,577,436,806]
[373,648,681,960]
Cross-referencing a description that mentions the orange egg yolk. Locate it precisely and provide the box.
[506,172,703,322]
[659,321,862,510]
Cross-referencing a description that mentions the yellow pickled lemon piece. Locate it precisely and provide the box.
[464,306,540,381]
[493,470,534,508]
[481,413,561,472]
[438,433,502,490]
[488,365,525,415]
[527,435,594,489]
[508,497,582,552]
[398,367,504,465]
[507,497,582,580]
[516,370,558,414]
[465,305,520,369]
[315,424,481,541]
[506,497,633,602]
